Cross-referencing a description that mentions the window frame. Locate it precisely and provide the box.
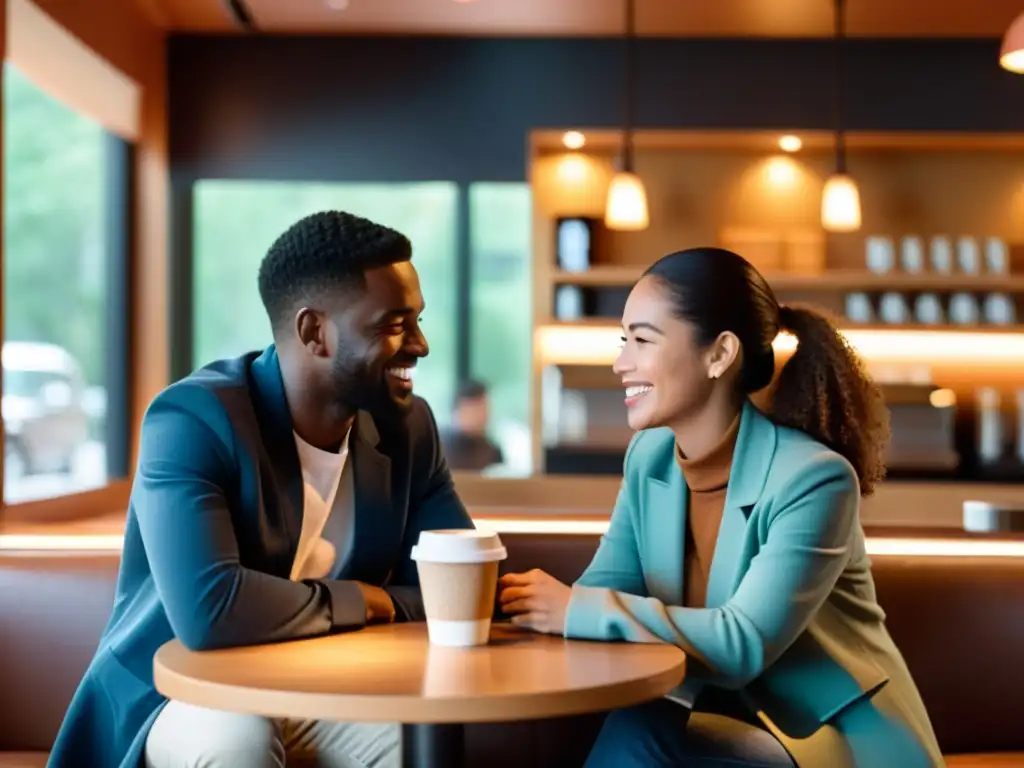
[0,71,135,526]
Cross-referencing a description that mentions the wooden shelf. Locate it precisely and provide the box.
[540,320,1024,334]
[530,129,1024,475]
[552,267,1024,293]
[552,267,641,286]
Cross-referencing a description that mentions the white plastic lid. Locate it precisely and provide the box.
[411,529,508,564]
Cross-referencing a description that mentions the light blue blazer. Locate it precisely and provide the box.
[565,400,943,767]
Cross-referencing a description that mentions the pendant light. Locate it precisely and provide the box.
[605,0,649,231]
[821,0,861,233]
[1000,12,1024,73]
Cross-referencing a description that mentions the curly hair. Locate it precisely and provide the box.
[257,210,412,335]
[644,248,890,496]
[772,304,890,495]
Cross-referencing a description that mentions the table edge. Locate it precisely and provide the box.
[153,639,687,724]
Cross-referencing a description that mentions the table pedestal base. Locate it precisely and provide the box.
[401,723,464,768]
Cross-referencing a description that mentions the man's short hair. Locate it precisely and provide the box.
[456,379,489,403]
[257,210,412,334]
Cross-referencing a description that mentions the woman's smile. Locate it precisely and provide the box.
[623,382,654,407]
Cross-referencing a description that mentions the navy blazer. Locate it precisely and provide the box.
[47,346,474,768]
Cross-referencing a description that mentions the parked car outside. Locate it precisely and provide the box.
[3,341,89,478]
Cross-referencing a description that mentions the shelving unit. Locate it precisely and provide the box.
[552,266,1024,294]
[527,128,1024,474]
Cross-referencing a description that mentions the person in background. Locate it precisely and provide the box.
[440,379,504,472]
[499,247,942,767]
[49,211,474,768]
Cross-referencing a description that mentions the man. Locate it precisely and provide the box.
[440,379,504,472]
[48,211,475,768]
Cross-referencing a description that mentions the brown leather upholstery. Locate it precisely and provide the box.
[0,553,119,753]
[946,757,1024,767]
[0,755,48,768]
[869,555,1024,755]
[1,534,1022,766]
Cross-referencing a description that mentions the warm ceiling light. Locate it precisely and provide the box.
[604,172,649,230]
[821,172,862,232]
[764,157,798,186]
[929,388,957,409]
[325,0,349,9]
[778,135,802,152]
[562,131,586,150]
[1001,12,1024,72]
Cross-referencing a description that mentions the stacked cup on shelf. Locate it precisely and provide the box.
[846,235,1017,326]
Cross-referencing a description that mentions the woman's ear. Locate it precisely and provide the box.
[705,331,741,380]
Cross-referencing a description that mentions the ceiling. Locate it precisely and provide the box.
[138,0,1023,38]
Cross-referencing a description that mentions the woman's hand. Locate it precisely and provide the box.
[498,569,572,635]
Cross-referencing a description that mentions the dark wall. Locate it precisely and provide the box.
[168,35,1022,183]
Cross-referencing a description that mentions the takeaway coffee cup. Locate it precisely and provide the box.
[411,529,507,647]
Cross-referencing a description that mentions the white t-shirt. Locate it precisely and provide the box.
[288,427,355,582]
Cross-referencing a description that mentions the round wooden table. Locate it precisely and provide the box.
[154,621,686,768]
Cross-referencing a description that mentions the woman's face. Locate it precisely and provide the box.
[613,276,732,432]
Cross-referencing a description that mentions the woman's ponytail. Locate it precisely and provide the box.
[771,304,891,496]
[642,249,891,495]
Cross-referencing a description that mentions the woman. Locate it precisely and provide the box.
[499,248,942,767]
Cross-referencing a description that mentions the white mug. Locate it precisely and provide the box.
[956,237,980,274]
[930,236,953,273]
[901,236,925,273]
[865,236,895,274]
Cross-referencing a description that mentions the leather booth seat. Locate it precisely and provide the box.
[2,534,1022,767]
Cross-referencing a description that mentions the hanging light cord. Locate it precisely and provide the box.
[622,0,636,173]
[832,0,847,174]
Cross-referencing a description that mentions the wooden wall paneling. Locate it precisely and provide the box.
[530,131,1024,477]
[1,0,168,525]
[30,0,170,474]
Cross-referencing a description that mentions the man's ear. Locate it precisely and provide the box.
[295,307,330,357]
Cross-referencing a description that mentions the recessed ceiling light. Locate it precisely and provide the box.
[562,131,586,150]
[325,0,349,9]
[778,134,802,152]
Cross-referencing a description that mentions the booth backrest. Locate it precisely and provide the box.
[2,533,1023,761]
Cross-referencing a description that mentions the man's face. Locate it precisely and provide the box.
[307,261,429,418]
[455,395,489,436]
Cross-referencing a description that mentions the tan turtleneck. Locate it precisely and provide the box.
[675,413,741,608]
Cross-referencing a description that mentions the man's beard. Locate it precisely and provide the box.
[329,349,408,422]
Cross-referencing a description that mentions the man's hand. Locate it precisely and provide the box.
[356,583,396,624]
[498,569,571,635]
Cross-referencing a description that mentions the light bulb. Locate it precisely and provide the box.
[778,135,802,152]
[604,172,649,230]
[1001,12,1024,73]
[821,173,861,232]
[562,131,586,150]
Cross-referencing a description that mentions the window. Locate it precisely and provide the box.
[468,183,533,476]
[192,181,460,425]
[3,63,128,503]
